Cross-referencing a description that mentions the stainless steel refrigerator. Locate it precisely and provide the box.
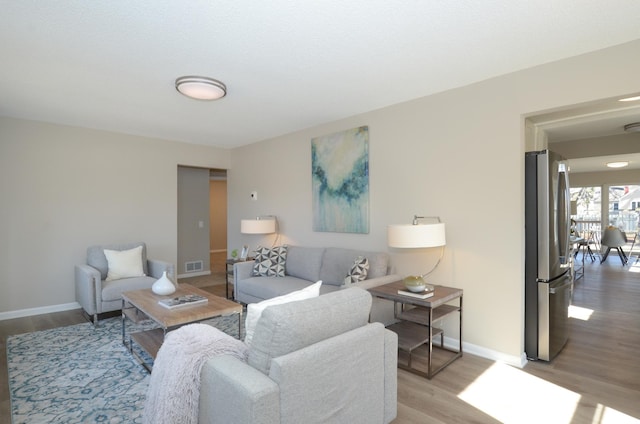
[525,149,572,361]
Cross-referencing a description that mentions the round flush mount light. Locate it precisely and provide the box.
[623,122,640,133]
[175,76,226,100]
[606,161,629,168]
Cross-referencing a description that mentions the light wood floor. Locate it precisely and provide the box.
[1,257,638,423]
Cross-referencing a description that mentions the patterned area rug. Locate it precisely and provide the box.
[7,315,242,423]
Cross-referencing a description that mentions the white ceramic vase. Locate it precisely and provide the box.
[152,271,176,295]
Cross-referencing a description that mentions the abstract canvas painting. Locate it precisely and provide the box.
[311,126,369,233]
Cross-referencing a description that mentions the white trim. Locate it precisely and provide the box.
[0,301,526,368]
[0,302,81,321]
[177,270,212,279]
[441,335,526,368]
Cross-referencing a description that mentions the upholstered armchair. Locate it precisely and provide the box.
[75,242,175,322]
[198,287,398,424]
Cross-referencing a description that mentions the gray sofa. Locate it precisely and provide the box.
[199,287,398,424]
[75,242,175,322]
[234,245,400,323]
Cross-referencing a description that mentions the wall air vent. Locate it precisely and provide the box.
[185,260,204,273]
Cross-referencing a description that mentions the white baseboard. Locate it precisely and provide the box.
[0,302,81,321]
[442,335,526,368]
[177,270,212,279]
[0,301,526,368]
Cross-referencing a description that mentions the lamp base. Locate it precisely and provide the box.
[403,276,434,293]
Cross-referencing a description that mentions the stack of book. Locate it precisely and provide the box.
[397,288,434,299]
[158,294,208,309]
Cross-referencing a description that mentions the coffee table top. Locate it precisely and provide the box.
[122,284,242,329]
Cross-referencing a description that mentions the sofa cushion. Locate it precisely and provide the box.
[237,276,315,301]
[319,248,389,286]
[252,245,288,277]
[87,242,148,280]
[269,323,386,424]
[248,287,372,375]
[104,246,146,281]
[284,246,324,282]
[346,256,369,283]
[244,281,322,346]
[101,275,156,302]
[365,252,390,278]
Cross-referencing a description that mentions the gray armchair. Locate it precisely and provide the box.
[198,287,398,424]
[75,242,175,322]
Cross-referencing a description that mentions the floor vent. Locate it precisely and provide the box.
[185,260,204,273]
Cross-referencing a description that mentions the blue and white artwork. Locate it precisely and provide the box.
[311,126,369,233]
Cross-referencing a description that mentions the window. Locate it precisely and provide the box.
[608,185,640,230]
[570,187,601,221]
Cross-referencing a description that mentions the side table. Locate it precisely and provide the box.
[226,258,253,299]
[368,280,463,379]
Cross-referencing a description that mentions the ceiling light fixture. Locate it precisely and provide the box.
[175,76,226,100]
[619,95,640,102]
[623,122,640,133]
[606,161,629,168]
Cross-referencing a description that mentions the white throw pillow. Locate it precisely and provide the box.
[244,280,322,346]
[104,246,146,281]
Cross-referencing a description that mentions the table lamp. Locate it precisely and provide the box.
[240,216,279,253]
[388,215,446,292]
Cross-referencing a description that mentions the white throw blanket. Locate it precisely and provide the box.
[142,323,249,424]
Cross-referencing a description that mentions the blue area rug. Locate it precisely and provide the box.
[7,315,242,423]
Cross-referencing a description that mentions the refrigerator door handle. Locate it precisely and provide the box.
[558,163,571,268]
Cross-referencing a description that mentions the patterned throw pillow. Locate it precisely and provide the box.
[346,256,369,283]
[252,245,288,277]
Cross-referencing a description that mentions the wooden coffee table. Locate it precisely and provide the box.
[121,283,242,371]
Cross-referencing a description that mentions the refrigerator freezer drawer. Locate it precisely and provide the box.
[537,275,572,361]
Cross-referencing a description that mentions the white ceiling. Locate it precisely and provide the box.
[2,1,640,149]
[530,97,640,172]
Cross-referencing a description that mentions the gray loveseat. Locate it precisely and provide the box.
[199,287,398,424]
[234,245,400,323]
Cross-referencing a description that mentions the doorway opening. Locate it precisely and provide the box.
[177,166,227,288]
[209,169,228,285]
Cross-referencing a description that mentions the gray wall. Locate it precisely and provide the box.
[0,117,229,317]
[227,39,640,365]
[177,166,211,277]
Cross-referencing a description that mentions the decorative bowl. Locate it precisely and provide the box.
[403,275,426,293]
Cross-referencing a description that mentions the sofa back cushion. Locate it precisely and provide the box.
[87,242,148,281]
[244,281,322,346]
[269,323,386,423]
[248,287,372,375]
[284,246,325,282]
[319,248,389,286]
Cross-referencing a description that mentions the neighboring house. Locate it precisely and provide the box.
[618,187,640,211]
